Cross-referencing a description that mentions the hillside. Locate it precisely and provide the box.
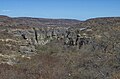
[0,15,120,79]
[0,15,81,28]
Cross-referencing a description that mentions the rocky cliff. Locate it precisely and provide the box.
[0,15,120,79]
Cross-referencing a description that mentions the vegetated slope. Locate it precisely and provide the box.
[0,15,120,79]
[75,17,120,27]
[0,15,81,28]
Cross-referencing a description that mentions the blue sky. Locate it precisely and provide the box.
[0,0,120,20]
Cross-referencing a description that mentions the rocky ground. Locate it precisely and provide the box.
[0,15,120,79]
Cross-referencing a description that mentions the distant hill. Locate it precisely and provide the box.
[0,15,81,28]
[0,15,120,28]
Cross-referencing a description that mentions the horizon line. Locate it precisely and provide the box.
[0,15,120,21]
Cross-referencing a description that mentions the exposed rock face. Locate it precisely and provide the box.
[0,15,120,79]
[0,16,120,55]
[0,16,120,65]
[0,24,93,56]
[19,45,35,54]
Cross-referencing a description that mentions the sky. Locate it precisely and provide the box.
[0,0,120,20]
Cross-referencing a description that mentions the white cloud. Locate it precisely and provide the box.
[2,10,11,12]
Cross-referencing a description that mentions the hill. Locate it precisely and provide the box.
[0,15,120,79]
[0,15,81,28]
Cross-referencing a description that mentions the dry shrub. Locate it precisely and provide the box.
[0,53,68,79]
[111,72,120,79]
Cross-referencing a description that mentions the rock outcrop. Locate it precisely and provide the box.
[0,16,119,56]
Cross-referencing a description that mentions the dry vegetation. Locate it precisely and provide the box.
[0,15,120,79]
